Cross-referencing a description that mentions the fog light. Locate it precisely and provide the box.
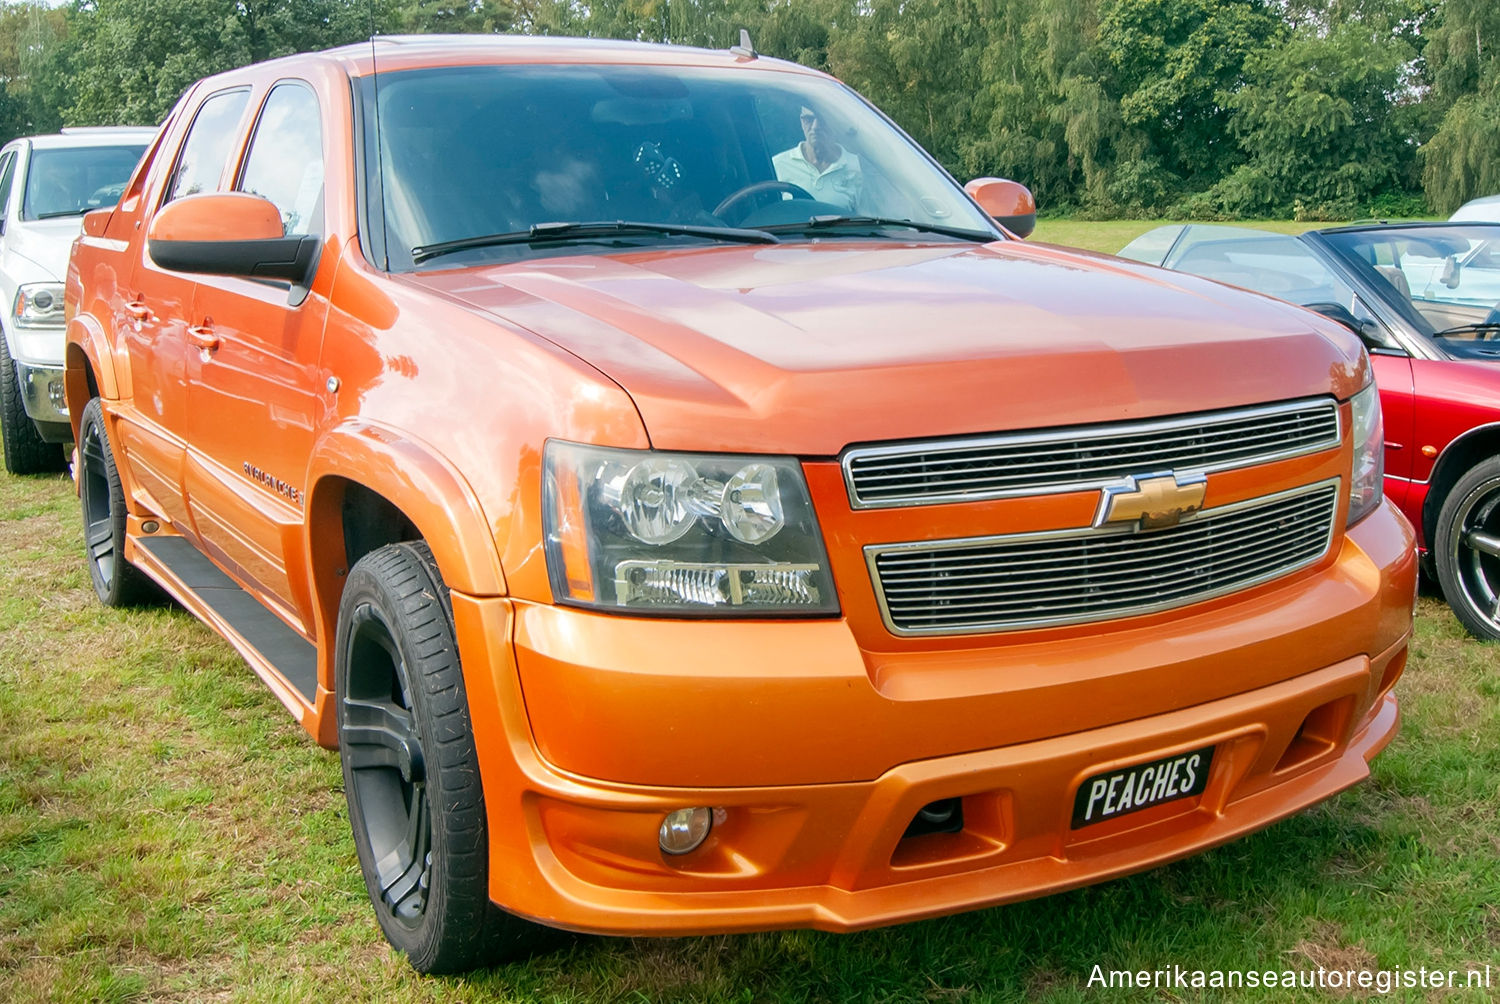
[658,806,712,855]
[48,378,68,414]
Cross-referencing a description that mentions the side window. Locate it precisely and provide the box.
[238,83,323,236]
[164,88,251,204]
[0,151,16,218]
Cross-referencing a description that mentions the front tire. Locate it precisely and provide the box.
[335,541,547,973]
[1433,456,1500,642]
[0,335,65,475]
[77,397,152,606]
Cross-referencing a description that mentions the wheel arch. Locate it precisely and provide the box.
[303,421,507,745]
[1422,422,1500,549]
[64,315,115,442]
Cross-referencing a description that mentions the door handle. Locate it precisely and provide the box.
[188,324,219,352]
[124,299,150,322]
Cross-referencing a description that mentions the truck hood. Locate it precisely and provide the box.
[405,240,1367,455]
[3,216,82,278]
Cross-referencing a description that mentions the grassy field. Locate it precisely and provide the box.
[1030,218,1327,254]
[2,223,1497,1002]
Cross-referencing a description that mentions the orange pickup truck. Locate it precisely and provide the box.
[65,35,1417,973]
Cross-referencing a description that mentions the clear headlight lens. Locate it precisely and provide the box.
[543,441,838,615]
[1347,382,1384,526]
[14,282,64,328]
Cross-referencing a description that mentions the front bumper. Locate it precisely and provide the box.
[451,500,1415,936]
[14,359,71,439]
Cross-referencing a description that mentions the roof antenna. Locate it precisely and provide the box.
[729,28,756,61]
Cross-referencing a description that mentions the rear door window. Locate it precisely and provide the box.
[163,88,251,204]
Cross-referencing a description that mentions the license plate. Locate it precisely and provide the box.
[1071,745,1214,829]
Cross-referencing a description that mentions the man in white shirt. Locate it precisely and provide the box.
[772,105,862,212]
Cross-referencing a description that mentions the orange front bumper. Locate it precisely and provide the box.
[449,502,1413,936]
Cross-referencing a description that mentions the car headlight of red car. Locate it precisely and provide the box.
[1347,382,1384,526]
[543,440,839,614]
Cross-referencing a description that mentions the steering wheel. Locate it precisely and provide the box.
[713,180,815,222]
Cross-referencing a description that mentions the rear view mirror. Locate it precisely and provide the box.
[147,192,317,289]
[964,177,1036,238]
[1440,254,1461,289]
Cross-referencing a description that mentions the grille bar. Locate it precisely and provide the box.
[844,399,1340,508]
[867,481,1340,635]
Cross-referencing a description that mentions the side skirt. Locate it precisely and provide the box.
[130,534,320,727]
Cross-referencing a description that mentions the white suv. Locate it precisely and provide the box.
[0,126,155,473]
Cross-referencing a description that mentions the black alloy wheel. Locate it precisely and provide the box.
[77,397,151,606]
[341,600,433,924]
[1434,456,1500,642]
[335,541,548,973]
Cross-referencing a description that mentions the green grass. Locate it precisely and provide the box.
[3,228,1498,1000]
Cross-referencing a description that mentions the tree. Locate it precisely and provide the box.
[1097,0,1282,187]
[1212,18,1418,216]
[0,2,68,140]
[1421,0,1500,209]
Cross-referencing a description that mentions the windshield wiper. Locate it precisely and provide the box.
[411,220,780,264]
[761,215,998,242]
[1433,322,1500,337]
[34,209,87,220]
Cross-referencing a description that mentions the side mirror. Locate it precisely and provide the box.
[1304,301,1390,349]
[964,177,1036,238]
[147,192,317,286]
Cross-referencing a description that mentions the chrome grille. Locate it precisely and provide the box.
[844,399,1340,508]
[869,481,1339,635]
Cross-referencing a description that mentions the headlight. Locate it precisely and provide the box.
[13,282,64,328]
[1347,382,1384,526]
[543,441,839,615]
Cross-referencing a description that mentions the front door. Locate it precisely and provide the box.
[183,81,329,632]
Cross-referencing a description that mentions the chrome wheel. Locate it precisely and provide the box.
[1435,458,1500,642]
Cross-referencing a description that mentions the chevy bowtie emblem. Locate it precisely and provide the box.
[1095,472,1208,531]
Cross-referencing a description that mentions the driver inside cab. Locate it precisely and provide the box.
[772,104,863,212]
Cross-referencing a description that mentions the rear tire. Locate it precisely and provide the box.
[1433,456,1500,642]
[335,541,548,973]
[0,335,65,475]
[77,397,153,606]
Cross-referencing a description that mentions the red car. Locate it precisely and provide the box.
[1121,222,1500,640]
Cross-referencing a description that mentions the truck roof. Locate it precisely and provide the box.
[189,33,822,85]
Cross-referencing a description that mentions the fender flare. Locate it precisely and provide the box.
[304,419,507,598]
[65,313,121,396]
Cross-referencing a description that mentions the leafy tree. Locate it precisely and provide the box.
[1206,19,1417,216]
[1097,0,1282,186]
[1421,0,1500,209]
[0,2,68,140]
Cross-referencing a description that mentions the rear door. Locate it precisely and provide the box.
[117,88,251,527]
[182,80,330,632]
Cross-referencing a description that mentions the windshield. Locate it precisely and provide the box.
[360,63,996,270]
[1320,224,1500,359]
[22,144,148,221]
